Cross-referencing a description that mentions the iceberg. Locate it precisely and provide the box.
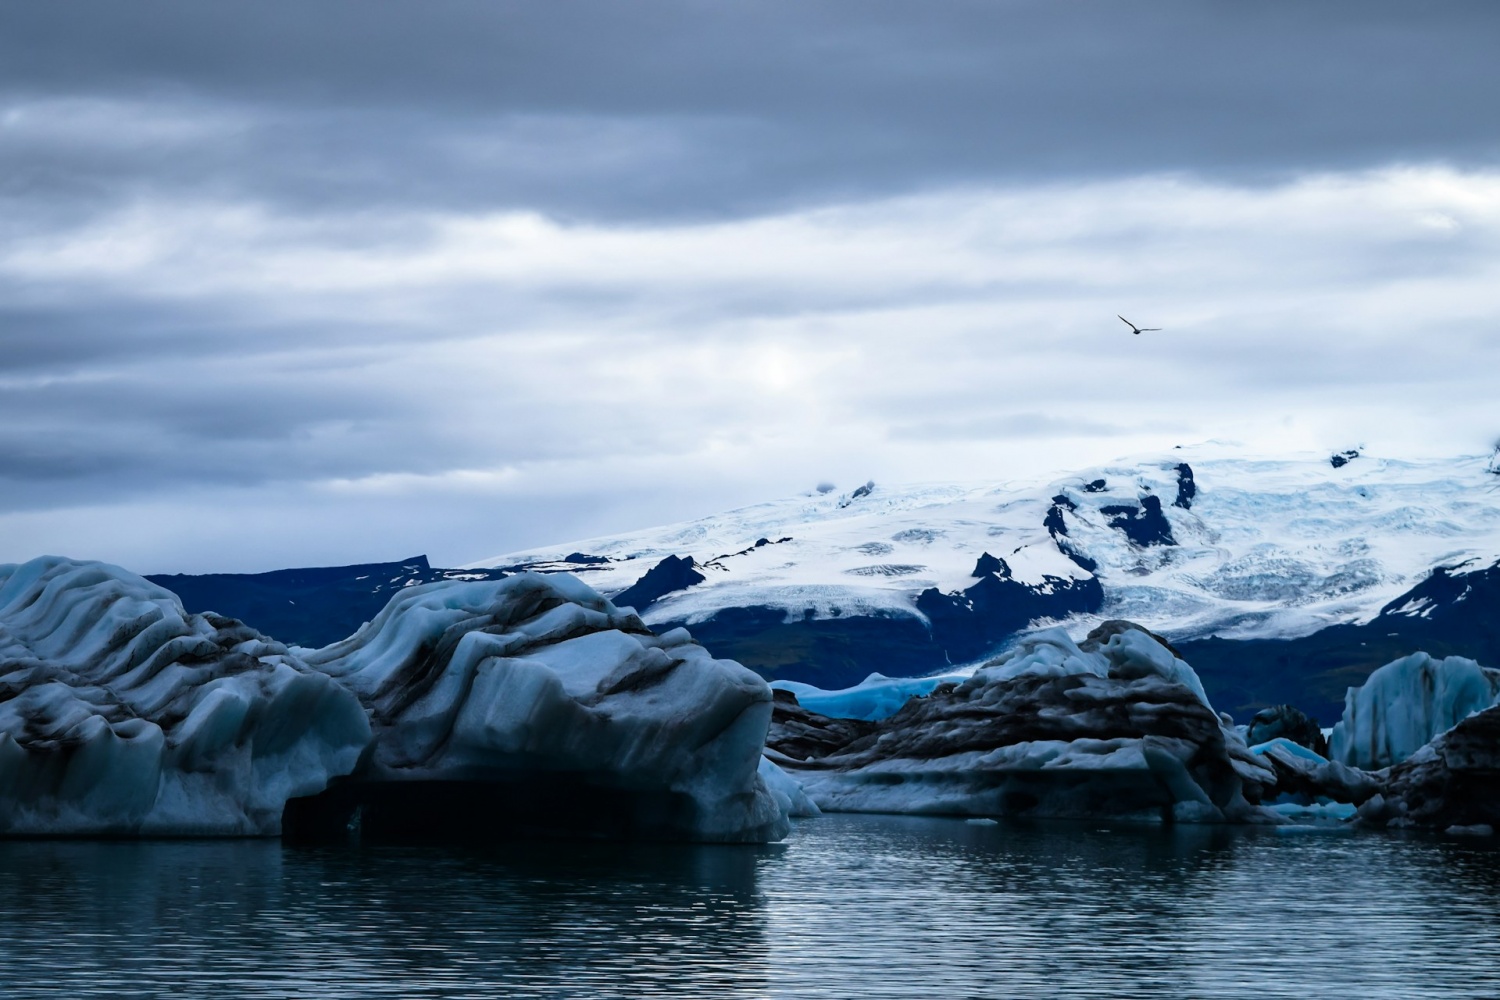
[767,621,1278,823]
[769,673,954,721]
[1245,704,1329,757]
[1358,702,1500,831]
[1248,737,1379,808]
[0,557,370,835]
[758,756,821,818]
[1328,652,1500,770]
[0,558,790,842]
[291,572,789,842]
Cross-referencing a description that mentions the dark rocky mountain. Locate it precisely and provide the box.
[1099,495,1176,547]
[1175,559,1500,724]
[147,553,1500,732]
[657,551,1106,690]
[148,555,528,648]
[610,555,706,613]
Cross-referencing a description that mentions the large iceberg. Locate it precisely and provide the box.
[289,572,788,842]
[0,558,789,842]
[0,557,370,835]
[767,621,1277,823]
[1328,652,1500,770]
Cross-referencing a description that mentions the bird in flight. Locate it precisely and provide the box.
[1118,315,1160,335]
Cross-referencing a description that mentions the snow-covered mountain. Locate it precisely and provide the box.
[468,447,1500,710]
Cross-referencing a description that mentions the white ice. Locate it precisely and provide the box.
[0,557,370,836]
[1328,652,1500,770]
[758,756,820,818]
[468,449,1500,644]
[974,625,1214,710]
[301,573,791,842]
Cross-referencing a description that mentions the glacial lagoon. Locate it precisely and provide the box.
[4,816,1499,999]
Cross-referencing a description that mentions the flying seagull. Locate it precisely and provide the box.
[1118,315,1161,335]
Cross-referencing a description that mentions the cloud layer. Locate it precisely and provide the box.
[3,3,1499,572]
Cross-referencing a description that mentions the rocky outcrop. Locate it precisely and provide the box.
[1099,495,1176,547]
[767,622,1276,823]
[610,554,706,613]
[1173,463,1197,509]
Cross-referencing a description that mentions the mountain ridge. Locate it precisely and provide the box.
[145,448,1500,724]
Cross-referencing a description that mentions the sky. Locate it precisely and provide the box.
[3,0,1500,574]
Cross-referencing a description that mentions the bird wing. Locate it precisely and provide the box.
[1117,315,1133,327]
[1141,327,1161,332]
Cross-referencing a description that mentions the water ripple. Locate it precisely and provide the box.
[2,816,1499,999]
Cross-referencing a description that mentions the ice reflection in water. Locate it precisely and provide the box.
[3,816,1500,999]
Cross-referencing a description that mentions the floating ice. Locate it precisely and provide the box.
[1359,702,1500,831]
[1269,801,1358,823]
[1328,652,1500,770]
[295,573,789,842]
[0,559,790,842]
[758,756,820,818]
[769,673,955,721]
[1249,737,1379,808]
[0,557,370,836]
[768,622,1278,823]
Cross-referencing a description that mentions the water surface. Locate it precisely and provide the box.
[2,816,1498,999]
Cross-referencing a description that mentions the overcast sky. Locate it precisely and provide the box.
[3,1,1500,573]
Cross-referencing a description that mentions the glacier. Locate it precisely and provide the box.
[0,557,789,842]
[1328,652,1500,770]
[463,450,1500,720]
[468,450,1500,645]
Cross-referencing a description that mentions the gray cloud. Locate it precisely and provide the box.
[3,2,1500,222]
[887,413,1132,444]
[3,3,1500,572]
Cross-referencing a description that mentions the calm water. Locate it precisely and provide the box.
[2,816,1499,999]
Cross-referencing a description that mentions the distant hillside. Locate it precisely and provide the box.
[149,450,1500,723]
[1178,560,1500,723]
[147,557,509,648]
